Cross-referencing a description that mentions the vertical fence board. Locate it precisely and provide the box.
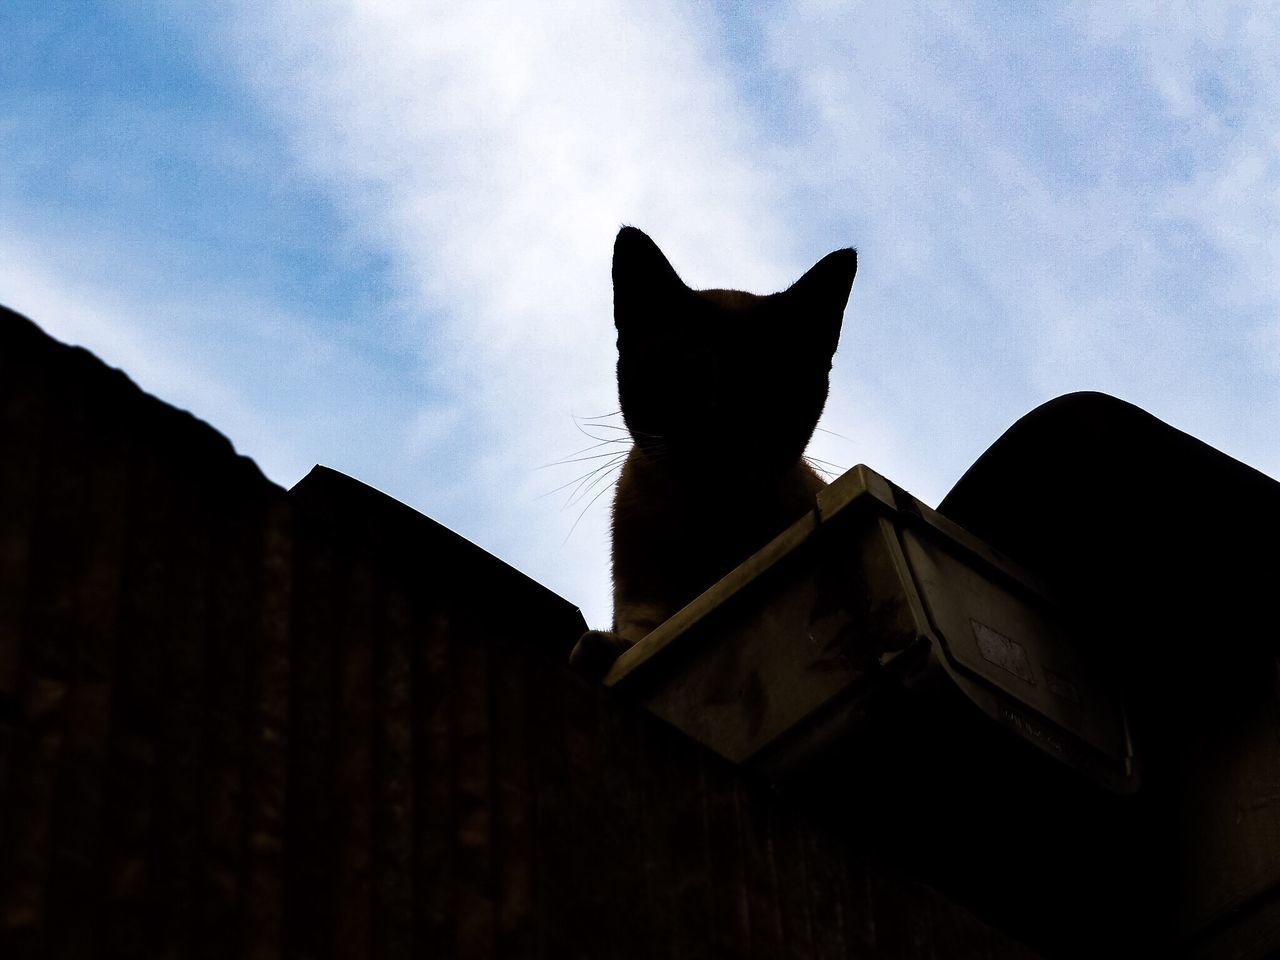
[99,446,176,959]
[334,546,375,960]
[373,581,415,960]
[284,514,341,960]
[199,490,257,959]
[454,619,495,959]
[490,635,535,960]
[148,459,213,960]
[412,605,453,959]
[245,500,292,960]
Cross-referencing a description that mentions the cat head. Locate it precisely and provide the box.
[612,226,856,486]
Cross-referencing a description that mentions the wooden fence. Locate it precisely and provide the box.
[0,306,1041,958]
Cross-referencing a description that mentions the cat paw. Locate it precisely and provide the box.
[569,629,633,678]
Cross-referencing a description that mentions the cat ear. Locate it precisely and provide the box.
[786,248,857,356]
[613,226,687,329]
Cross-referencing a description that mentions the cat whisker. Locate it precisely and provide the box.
[535,454,628,500]
[537,437,627,468]
[564,473,621,544]
[562,455,628,508]
[575,422,630,432]
[573,418,629,444]
[565,457,624,509]
[573,410,622,421]
[814,426,853,442]
[804,455,847,481]
[537,446,630,470]
[535,473,597,502]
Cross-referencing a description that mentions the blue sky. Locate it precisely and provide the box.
[2,2,1277,628]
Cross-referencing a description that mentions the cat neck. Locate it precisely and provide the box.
[622,444,824,511]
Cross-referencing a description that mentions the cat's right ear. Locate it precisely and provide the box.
[613,227,687,329]
[787,247,857,357]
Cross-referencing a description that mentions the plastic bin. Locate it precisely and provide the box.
[604,463,1137,794]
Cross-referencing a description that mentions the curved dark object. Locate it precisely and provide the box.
[940,390,1280,741]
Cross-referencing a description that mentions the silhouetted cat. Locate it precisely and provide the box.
[569,226,857,675]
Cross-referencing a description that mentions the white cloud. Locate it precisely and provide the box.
[1070,2,1280,472]
[0,214,429,505]
[12,1,1275,635]
[0,233,308,485]
[1070,3,1280,303]
[182,0,835,627]
[762,3,1280,483]
[177,0,1279,622]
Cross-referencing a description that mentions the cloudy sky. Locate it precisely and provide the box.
[2,2,1277,628]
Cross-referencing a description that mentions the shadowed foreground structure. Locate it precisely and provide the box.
[0,305,1042,958]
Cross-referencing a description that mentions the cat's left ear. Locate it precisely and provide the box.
[787,248,857,356]
[613,226,688,331]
